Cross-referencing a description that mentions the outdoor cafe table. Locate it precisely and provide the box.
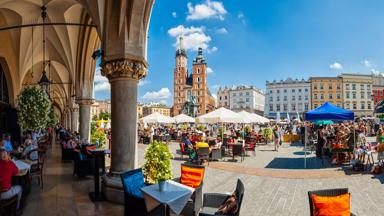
[12,160,32,194]
[141,180,194,216]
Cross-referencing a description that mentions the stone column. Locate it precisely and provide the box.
[101,58,147,203]
[76,98,94,142]
[71,107,79,132]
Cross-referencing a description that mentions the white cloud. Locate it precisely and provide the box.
[94,67,110,92]
[216,27,228,34]
[187,0,227,21]
[207,67,214,74]
[238,12,244,19]
[208,46,218,53]
[139,79,151,86]
[168,25,214,51]
[363,59,374,68]
[329,62,343,70]
[94,82,110,92]
[143,88,171,100]
[172,12,177,18]
[237,12,246,26]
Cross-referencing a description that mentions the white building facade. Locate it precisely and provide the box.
[217,87,230,109]
[340,74,373,117]
[265,78,311,119]
[217,85,265,115]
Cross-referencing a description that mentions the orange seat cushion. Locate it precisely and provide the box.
[312,193,351,216]
[180,165,205,188]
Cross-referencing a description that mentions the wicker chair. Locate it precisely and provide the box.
[199,179,245,216]
[230,144,244,162]
[0,195,18,216]
[308,188,355,216]
[28,148,46,189]
[120,169,164,216]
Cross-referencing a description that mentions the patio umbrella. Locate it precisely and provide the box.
[196,107,244,124]
[251,113,270,124]
[173,114,195,124]
[140,112,175,124]
[237,111,261,124]
[313,120,334,125]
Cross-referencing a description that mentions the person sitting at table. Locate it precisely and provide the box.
[182,135,195,161]
[22,138,38,162]
[2,133,14,153]
[0,148,23,212]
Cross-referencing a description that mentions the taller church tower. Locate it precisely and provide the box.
[173,35,188,116]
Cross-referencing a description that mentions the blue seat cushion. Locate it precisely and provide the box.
[123,170,146,199]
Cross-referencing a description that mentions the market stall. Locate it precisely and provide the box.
[304,102,354,167]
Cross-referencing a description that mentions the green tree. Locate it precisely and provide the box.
[91,129,107,149]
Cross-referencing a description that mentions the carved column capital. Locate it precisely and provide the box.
[101,57,148,81]
[76,98,94,106]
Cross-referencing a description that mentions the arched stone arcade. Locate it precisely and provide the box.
[0,0,155,203]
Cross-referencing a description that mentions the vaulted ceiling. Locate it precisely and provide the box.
[0,0,102,113]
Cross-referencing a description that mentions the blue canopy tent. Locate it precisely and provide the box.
[303,102,354,168]
[305,102,354,121]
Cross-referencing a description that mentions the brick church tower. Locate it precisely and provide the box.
[173,35,216,116]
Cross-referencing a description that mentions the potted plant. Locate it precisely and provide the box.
[17,86,52,131]
[142,141,173,191]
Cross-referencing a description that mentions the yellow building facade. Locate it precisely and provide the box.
[310,77,343,109]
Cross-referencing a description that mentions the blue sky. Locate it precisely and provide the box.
[94,0,384,105]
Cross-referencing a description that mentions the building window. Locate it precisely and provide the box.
[320,83,324,90]
[352,84,356,90]
[277,96,280,101]
[368,102,371,110]
[269,90,273,94]
[337,84,341,90]
[353,103,357,109]
[314,84,318,90]
[314,104,318,108]
[292,96,295,101]
[336,94,341,99]
[292,89,295,93]
[246,92,250,96]
[292,104,296,111]
[269,96,273,102]
[298,95,302,100]
[320,94,324,99]
[299,89,302,93]
[328,84,332,89]
[346,83,350,90]
[283,104,288,111]
[246,98,250,102]
[225,96,227,99]
[361,103,365,110]
[305,88,309,92]
[197,68,200,74]
[361,92,365,99]
[284,96,287,101]
[305,95,308,100]
[269,104,273,111]
[314,94,318,99]
[284,89,287,93]
[360,84,364,90]
[352,92,356,99]
[346,91,350,99]
[305,103,309,111]
[277,90,280,93]
[329,93,333,99]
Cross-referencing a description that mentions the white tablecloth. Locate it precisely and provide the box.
[14,160,31,171]
[141,180,194,215]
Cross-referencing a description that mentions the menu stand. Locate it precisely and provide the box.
[89,149,110,202]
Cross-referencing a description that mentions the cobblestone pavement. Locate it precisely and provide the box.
[22,138,384,216]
